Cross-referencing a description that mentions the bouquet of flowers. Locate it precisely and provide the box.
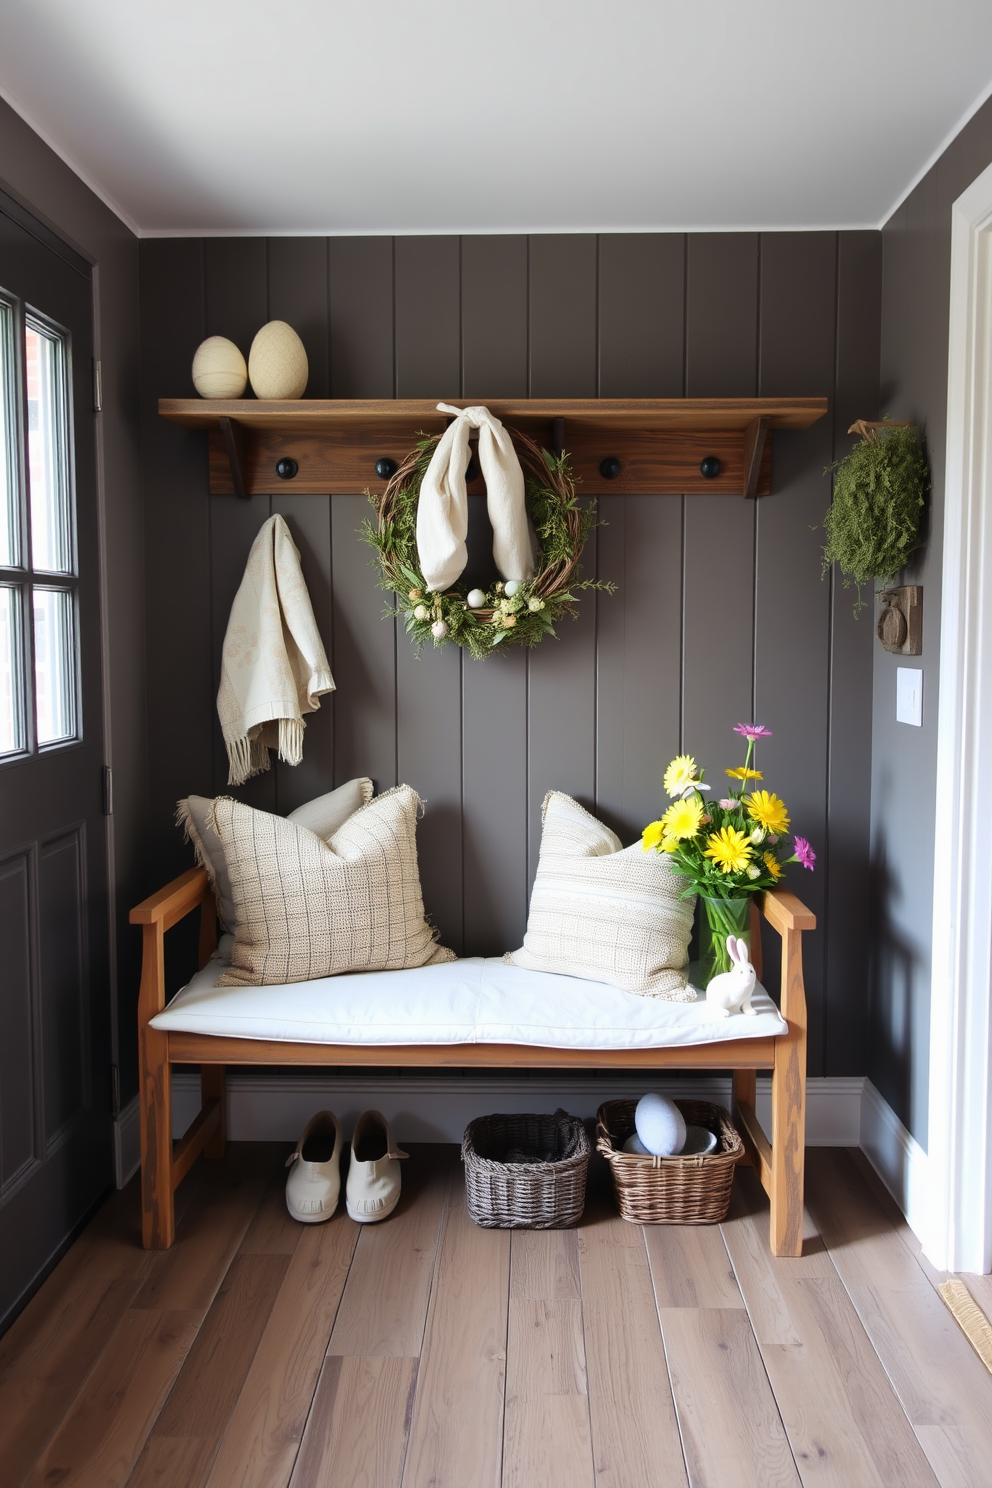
[642,724,815,981]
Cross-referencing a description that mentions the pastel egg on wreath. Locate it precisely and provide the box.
[466,589,487,609]
[191,335,247,399]
[431,619,449,639]
[248,320,309,400]
[503,580,521,597]
[634,1092,686,1156]
[413,604,428,621]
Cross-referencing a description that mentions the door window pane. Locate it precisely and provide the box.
[0,585,25,753]
[33,586,76,744]
[26,320,72,575]
[0,299,17,568]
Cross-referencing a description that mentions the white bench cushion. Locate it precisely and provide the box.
[150,955,787,1051]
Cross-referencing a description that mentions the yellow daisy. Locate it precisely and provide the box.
[726,766,763,782]
[664,754,698,797]
[660,796,704,841]
[747,790,790,836]
[763,851,783,881]
[703,826,753,874]
[641,820,665,852]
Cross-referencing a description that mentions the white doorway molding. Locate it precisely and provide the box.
[927,159,992,1273]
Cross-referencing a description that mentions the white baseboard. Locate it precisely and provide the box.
[860,1078,930,1244]
[114,1094,141,1189]
[167,1071,866,1149]
[119,1070,923,1245]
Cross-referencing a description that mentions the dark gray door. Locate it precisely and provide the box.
[0,192,112,1330]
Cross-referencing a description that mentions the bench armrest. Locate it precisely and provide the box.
[759,885,815,1025]
[131,867,217,1019]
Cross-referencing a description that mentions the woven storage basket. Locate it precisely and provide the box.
[462,1109,591,1229]
[596,1098,743,1225]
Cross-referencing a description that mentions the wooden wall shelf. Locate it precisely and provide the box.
[158,396,828,500]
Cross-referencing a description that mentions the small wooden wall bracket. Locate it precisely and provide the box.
[877,585,922,654]
[218,417,248,500]
[742,416,769,500]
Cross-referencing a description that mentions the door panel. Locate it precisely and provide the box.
[0,192,112,1332]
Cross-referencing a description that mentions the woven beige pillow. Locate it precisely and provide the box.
[211,785,454,986]
[505,791,695,1000]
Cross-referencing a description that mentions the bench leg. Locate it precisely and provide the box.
[201,1065,227,1158]
[769,1031,805,1257]
[732,1070,756,1165]
[139,1023,174,1249]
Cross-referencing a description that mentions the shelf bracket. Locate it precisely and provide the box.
[219,416,249,500]
[742,416,769,500]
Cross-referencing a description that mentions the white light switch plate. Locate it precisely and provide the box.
[896,667,923,726]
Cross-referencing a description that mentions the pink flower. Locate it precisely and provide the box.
[717,798,738,810]
[734,723,773,741]
[794,837,816,871]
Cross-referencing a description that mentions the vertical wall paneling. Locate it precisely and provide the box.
[140,239,213,878]
[460,237,531,951]
[393,238,464,947]
[528,236,598,398]
[598,235,686,398]
[267,237,330,398]
[204,241,275,809]
[0,853,35,1189]
[595,494,684,843]
[526,239,600,876]
[328,238,395,398]
[461,236,528,399]
[826,232,880,1078]
[682,234,758,761]
[330,497,398,794]
[394,237,461,399]
[139,229,882,1081]
[755,232,838,1075]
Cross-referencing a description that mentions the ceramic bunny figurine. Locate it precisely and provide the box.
[705,936,757,1018]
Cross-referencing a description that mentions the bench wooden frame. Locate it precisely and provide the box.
[131,870,815,1256]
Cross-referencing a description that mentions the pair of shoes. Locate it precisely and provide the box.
[285,1109,408,1225]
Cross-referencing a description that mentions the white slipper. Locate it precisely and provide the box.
[285,1110,343,1223]
[345,1110,408,1223]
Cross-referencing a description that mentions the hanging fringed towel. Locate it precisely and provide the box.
[217,513,335,786]
[416,403,536,592]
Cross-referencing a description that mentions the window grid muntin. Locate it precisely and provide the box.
[0,295,21,569]
[0,295,79,763]
[25,312,74,577]
[0,582,26,754]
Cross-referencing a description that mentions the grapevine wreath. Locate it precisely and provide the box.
[364,425,614,659]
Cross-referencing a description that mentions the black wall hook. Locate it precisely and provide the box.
[600,456,622,480]
[700,456,721,478]
[375,457,397,479]
[275,457,298,480]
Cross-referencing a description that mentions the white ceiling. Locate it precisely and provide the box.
[1,0,991,237]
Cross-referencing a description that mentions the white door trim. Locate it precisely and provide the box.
[927,158,992,1273]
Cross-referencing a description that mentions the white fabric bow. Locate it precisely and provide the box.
[416,404,535,593]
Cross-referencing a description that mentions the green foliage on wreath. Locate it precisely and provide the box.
[822,423,930,613]
[362,434,615,660]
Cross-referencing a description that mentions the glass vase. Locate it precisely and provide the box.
[699,895,752,985]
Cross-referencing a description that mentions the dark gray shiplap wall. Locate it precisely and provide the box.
[137,231,880,1101]
[874,95,992,1146]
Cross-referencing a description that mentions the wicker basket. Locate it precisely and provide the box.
[596,1098,743,1225]
[462,1109,591,1229]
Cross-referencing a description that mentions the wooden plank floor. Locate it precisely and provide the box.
[3,1143,992,1488]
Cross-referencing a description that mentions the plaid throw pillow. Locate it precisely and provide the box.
[212,785,454,986]
[504,791,695,1000]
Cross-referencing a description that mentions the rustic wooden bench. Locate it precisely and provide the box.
[131,870,814,1255]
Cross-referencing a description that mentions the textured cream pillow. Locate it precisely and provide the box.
[178,777,373,930]
[212,785,454,986]
[505,791,695,1000]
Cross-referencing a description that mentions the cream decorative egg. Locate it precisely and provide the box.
[466,589,487,609]
[248,320,309,400]
[191,335,247,398]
